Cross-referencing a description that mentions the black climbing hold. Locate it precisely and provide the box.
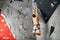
[49,26,55,36]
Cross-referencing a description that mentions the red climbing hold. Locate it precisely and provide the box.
[0,12,16,40]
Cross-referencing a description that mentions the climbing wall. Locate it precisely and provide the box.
[1,0,36,40]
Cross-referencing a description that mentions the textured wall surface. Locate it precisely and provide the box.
[1,0,60,40]
[1,0,48,40]
[1,0,35,40]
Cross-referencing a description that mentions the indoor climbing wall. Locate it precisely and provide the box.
[0,0,57,40]
[1,0,36,40]
[1,0,48,40]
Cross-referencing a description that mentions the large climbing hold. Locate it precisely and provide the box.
[49,26,55,36]
[32,0,41,35]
